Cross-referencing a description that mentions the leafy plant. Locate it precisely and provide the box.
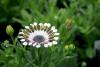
[0,0,100,67]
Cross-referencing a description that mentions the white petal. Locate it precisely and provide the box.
[48,42,52,46]
[25,26,30,29]
[20,39,25,41]
[29,42,32,45]
[52,29,57,32]
[30,24,33,26]
[18,36,24,38]
[54,37,59,40]
[52,41,57,44]
[33,22,37,26]
[51,26,55,30]
[44,44,48,47]
[39,23,43,26]
[23,42,27,46]
[47,23,51,27]
[19,32,24,34]
[51,26,57,32]
[36,44,41,48]
[54,33,60,35]
[44,23,48,26]
[33,43,36,46]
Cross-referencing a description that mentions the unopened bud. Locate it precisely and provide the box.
[6,25,14,36]
[82,62,87,67]
[69,44,75,49]
[65,19,73,29]
[64,45,69,50]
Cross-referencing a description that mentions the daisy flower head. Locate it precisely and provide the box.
[18,22,59,48]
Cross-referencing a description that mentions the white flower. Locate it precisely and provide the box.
[94,40,100,50]
[18,22,59,48]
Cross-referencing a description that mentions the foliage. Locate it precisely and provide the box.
[0,0,100,67]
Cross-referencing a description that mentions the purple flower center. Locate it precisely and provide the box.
[33,35,45,43]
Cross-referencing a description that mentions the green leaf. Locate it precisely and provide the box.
[86,48,95,59]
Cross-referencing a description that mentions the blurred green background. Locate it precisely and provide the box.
[0,0,100,67]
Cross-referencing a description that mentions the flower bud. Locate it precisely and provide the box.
[81,61,87,67]
[6,25,14,36]
[64,45,69,50]
[69,44,75,49]
[65,19,73,29]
